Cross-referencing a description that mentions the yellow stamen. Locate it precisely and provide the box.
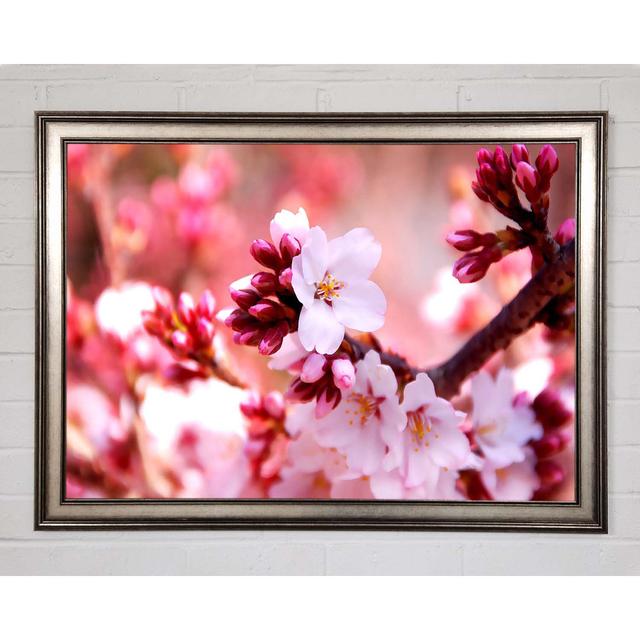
[315,273,344,302]
[345,392,381,426]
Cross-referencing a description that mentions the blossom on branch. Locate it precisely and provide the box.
[291,226,386,354]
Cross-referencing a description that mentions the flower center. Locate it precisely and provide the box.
[477,422,497,436]
[345,392,383,427]
[407,408,439,451]
[315,272,344,303]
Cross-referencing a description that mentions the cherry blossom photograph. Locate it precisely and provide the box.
[64,138,577,503]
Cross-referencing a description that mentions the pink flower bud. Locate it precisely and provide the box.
[141,311,165,338]
[478,163,498,191]
[171,330,193,354]
[476,148,493,166]
[278,268,293,289]
[332,358,355,390]
[258,322,288,355]
[533,388,572,431]
[229,287,261,311]
[195,318,214,347]
[197,290,216,320]
[250,272,278,296]
[250,239,283,271]
[300,353,327,384]
[248,299,285,322]
[286,378,317,402]
[163,361,208,384]
[515,161,538,193]
[279,233,301,264]
[471,181,491,203]
[535,459,565,491]
[227,310,260,333]
[263,391,285,420]
[152,286,173,319]
[554,218,576,246]
[452,246,502,284]
[535,144,559,179]
[177,292,196,327]
[315,386,341,419]
[446,229,483,252]
[240,390,263,419]
[510,144,530,169]
[493,146,512,182]
[234,327,264,347]
[531,431,571,459]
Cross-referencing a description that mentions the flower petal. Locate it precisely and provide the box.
[328,228,382,281]
[332,280,386,332]
[301,226,328,284]
[298,301,345,355]
[401,373,436,412]
[270,207,310,247]
[291,255,316,308]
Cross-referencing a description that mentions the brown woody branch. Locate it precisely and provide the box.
[348,239,575,399]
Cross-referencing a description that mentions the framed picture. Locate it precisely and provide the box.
[35,112,606,531]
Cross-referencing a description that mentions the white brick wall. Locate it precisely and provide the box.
[0,64,638,575]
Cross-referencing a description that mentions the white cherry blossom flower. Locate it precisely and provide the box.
[480,449,540,501]
[270,207,310,247]
[386,372,471,490]
[312,350,405,476]
[470,368,543,468]
[291,226,386,355]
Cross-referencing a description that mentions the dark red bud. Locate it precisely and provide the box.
[279,233,301,264]
[535,459,565,491]
[479,163,498,191]
[171,330,193,354]
[195,318,214,347]
[177,292,197,327]
[476,148,493,166]
[197,289,216,320]
[554,218,576,246]
[278,268,293,289]
[248,299,285,322]
[250,239,283,271]
[234,327,264,347]
[152,286,173,319]
[141,311,165,337]
[493,146,512,182]
[533,388,573,431]
[471,181,491,203]
[229,287,261,311]
[258,322,288,355]
[510,144,530,169]
[446,229,483,251]
[250,272,278,296]
[531,431,571,459]
[535,144,560,179]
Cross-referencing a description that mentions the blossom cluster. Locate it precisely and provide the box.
[65,142,575,502]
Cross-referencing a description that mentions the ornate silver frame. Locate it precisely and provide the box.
[35,112,607,531]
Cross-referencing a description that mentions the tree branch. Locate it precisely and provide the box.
[348,239,575,399]
[426,238,575,398]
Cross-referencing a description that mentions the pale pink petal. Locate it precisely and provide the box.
[344,422,385,475]
[270,207,309,247]
[328,228,382,281]
[298,301,345,355]
[369,471,405,499]
[301,226,328,283]
[332,280,386,332]
[291,255,316,308]
[268,332,309,371]
[401,373,436,413]
[428,423,471,469]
